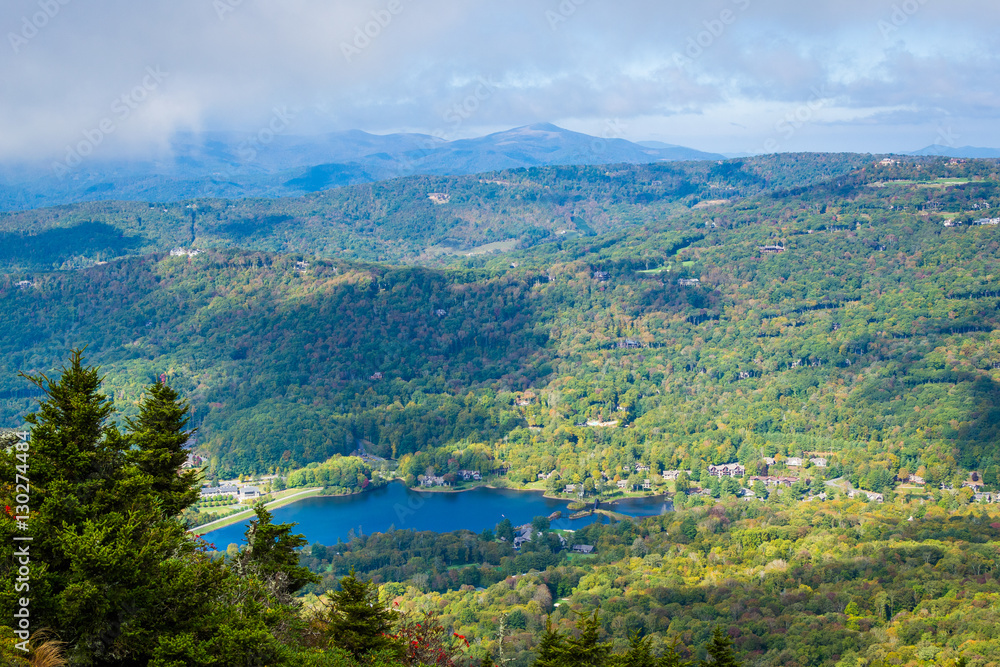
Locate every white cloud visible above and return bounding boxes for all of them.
[0,0,997,160]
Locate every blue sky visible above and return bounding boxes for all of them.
[1,0,997,160]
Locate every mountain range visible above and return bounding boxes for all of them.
[0,123,723,211]
[908,144,1000,158]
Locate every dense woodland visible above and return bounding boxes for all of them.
[2,156,1000,492]
[4,154,1000,665]
[0,153,873,272]
[299,496,1000,667]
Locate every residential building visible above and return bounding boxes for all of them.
[748,476,798,487]
[200,485,239,499]
[708,463,745,478]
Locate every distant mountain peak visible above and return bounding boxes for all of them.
[0,123,723,210]
[909,145,1000,159]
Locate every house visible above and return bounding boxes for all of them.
[427,193,451,204]
[974,492,994,503]
[370,372,384,381]
[200,485,239,499]
[976,218,1000,226]
[907,474,925,485]
[662,470,689,481]
[616,480,628,490]
[586,420,620,427]
[239,486,262,500]
[748,476,797,487]
[420,475,449,487]
[708,463,745,478]
[785,457,804,467]
[572,544,595,554]
[457,470,481,482]
[564,484,577,493]
[762,457,776,466]
[879,158,900,166]
[809,458,828,468]
[15,280,33,288]
[435,309,447,318]
[962,480,985,490]
[182,453,206,469]
[636,465,650,473]
[678,278,701,286]
[593,271,610,282]
[642,479,652,490]
[295,261,310,271]
[617,339,643,349]
[759,245,785,254]
[169,248,202,257]
[847,489,884,502]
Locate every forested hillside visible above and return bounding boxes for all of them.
[0,153,871,272]
[5,154,1000,667]
[3,155,1000,494]
[302,497,1000,667]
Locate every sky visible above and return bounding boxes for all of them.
[1,0,998,161]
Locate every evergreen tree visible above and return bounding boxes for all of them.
[125,380,200,518]
[533,617,567,667]
[231,503,319,599]
[659,638,691,667]
[700,627,739,667]
[612,633,656,667]
[497,517,515,542]
[320,569,402,658]
[0,351,278,665]
[564,611,612,667]
[680,515,698,541]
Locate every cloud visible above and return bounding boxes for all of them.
[0,0,997,161]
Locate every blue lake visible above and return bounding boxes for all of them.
[200,482,673,548]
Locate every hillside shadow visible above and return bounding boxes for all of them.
[0,221,146,270]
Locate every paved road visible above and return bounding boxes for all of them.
[189,488,321,534]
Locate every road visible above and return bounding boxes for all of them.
[189,488,322,534]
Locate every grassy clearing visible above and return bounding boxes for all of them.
[190,487,324,538]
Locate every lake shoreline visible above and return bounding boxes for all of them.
[195,480,673,543]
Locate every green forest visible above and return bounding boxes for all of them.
[3,155,1000,492]
[3,154,1000,665]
